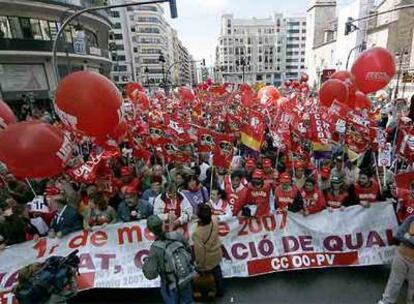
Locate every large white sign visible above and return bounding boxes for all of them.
[0,64,48,92]
[0,202,398,303]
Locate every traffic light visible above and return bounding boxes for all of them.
[169,0,177,18]
[345,17,358,35]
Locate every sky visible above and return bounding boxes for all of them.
[163,0,308,66]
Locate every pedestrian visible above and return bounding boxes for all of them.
[243,169,272,217]
[378,215,414,304]
[143,215,194,304]
[117,186,153,222]
[181,174,209,215]
[153,182,193,229]
[49,198,83,238]
[300,178,325,216]
[192,204,224,298]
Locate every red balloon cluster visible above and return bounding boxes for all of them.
[0,121,71,178]
[318,47,395,111]
[55,71,123,138]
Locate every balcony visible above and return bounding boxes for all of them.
[0,38,110,60]
[34,0,110,22]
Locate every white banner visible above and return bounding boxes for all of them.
[0,202,398,303]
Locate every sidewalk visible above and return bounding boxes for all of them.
[71,265,408,304]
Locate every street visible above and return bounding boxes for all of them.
[72,265,408,304]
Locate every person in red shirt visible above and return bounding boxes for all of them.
[274,173,302,213]
[324,175,351,211]
[262,158,275,190]
[243,169,272,217]
[396,183,414,222]
[244,158,256,182]
[224,170,248,216]
[300,178,325,216]
[354,170,381,207]
[116,166,140,196]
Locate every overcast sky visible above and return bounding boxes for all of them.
[163,0,308,66]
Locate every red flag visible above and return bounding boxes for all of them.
[197,128,215,153]
[213,132,235,169]
[241,111,265,151]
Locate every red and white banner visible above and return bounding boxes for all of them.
[0,202,398,303]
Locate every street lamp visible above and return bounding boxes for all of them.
[316,67,321,89]
[394,49,409,99]
[158,51,166,91]
[235,57,246,83]
[144,66,150,90]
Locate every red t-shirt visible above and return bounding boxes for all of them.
[354,180,380,204]
[275,185,300,210]
[397,196,414,222]
[244,184,272,217]
[325,191,349,209]
[300,189,325,214]
[224,177,248,216]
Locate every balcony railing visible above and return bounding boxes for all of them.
[0,38,110,60]
[34,0,110,22]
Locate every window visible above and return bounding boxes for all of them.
[114,33,123,40]
[111,11,120,18]
[287,22,300,26]
[134,5,158,12]
[0,16,11,38]
[287,29,300,34]
[287,44,299,49]
[48,21,58,39]
[133,47,138,53]
[114,65,127,71]
[114,22,121,29]
[85,30,98,47]
[20,18,33,39]
[131,27,136,32]
[114,76,119,82]
[64,28,72,43]
[117,55,126,61]
[116,44,124,50]
[40,20,51,40]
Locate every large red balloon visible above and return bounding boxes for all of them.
[0,121,72,178]
[0,100,16,130]
[319,79,349,108]
[55,71,122,138]
[351,47,396,94]
[353,91,371,111]
[258,86,280,108]
[330,70,357,96]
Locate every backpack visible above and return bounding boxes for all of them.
[153,238,195,291]
[14,250,80,304]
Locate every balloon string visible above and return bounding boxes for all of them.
[25,178,37,197]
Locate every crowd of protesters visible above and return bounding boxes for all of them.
[0,82,413,303]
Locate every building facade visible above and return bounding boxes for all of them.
[0,0,112,104]
[305,0,376,88]
[214,13,306,86]
[366,0,414,98]
[109,1,195,89]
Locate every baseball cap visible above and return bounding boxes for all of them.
[263,158,272,169]
[279,172,291,183]
[320,167,330,179]
[120,167,132,177]
[294,161,304,169]
[252,169,264,179]
[245,159,256,169]
[45,186,62,196]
